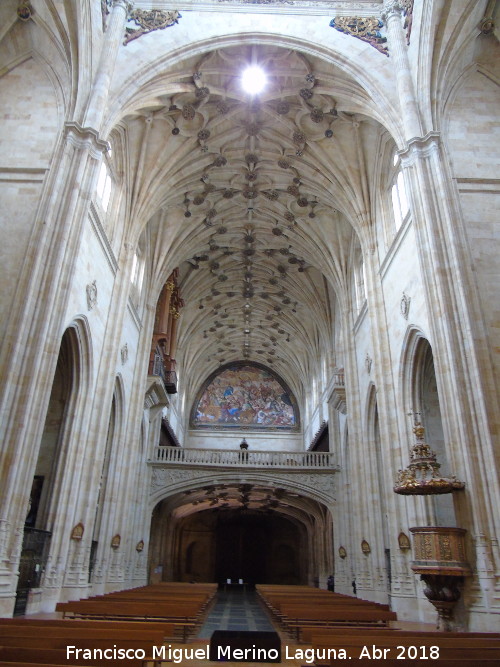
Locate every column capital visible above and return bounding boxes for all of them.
[398,131,442,166]
[64,122,110,157]
[112,0,134,13]
[381,0,403,21]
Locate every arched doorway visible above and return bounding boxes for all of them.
[149,482,331,587]
[15,327,82,614]
[214,509,303,585]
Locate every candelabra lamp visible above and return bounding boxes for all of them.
[394,419,470,630]
[394,421,464,495]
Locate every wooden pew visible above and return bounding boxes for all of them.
[267,599,392,619]
[308,634,500,664]
[0,646,147,666]
[0,636,156,650]
[56,600,201,619]
[0,619,166,666]
[352,661,500,666]
[0,618,170,635]
[0,663,103,667]
[53,582,215,641]
[55,600,202,641]
[256,583,399,641]
[282,605,397,626]
[0,626,163,643]
[280,605,397,634]
[303,626,500,643]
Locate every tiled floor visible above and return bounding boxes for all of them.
[198,589,275,637]
[187,588,305,665]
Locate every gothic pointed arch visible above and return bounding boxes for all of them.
[33,317,93,530]
[92,374,126,547]
[399,326,456,526]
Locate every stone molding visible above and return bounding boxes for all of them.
[88,203,119,275]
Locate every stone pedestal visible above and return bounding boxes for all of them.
[410,527,471,630]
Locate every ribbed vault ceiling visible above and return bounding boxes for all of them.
[115,45,390,397]
[164,483,326,527]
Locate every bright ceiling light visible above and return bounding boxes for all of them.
[241,66,267,95]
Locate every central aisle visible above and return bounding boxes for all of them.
[197,588,275,638]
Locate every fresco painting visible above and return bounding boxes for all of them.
[192,364,297,429]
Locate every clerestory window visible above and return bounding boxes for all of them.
[96,161,112,212]
[390,153,409,232]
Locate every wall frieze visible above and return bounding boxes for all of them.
[131,0,382,16]
[149,466,337,505]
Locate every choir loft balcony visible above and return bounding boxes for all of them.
[149,446,338,471]
[149,345,178,394]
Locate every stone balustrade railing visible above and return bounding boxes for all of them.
[150,446,337,469]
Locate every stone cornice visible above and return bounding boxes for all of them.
[398,131,442,166]
[64,122,110,157]
[132,0,383,16]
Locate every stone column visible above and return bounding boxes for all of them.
[0,123,109,615]
[382,0,423,140]
[361,230,419,608]
[84,0,133,130]
[400,132,500,625]
[382,0,499,625]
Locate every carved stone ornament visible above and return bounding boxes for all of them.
[330,17,389,56]
[365,352,372,375]
[101,0,111,30]
[86,280,98,311]
[71,523,84,541]
[338,545,347,559]
[151,467,206,491]
[17,1,34,21]
[400,292,411,319]
[400,0,415,45]
[480,16,495,35]
[121,343,129,365]
[111,534,121,549]
[361,539,371,554]
[398,531,411,550]
[136,539,144,552]
[124,9,181,45]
